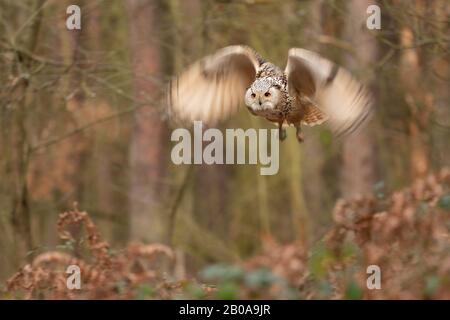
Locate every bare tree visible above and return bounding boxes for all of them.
[126,0,166,242]
[8,0,47,264]
[398,1,432,178]
[340,0,378,197]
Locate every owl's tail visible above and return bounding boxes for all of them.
[301,104,328,126]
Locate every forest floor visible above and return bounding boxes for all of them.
[2,168,450,300]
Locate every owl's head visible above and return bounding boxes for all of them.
[244,78,281,111]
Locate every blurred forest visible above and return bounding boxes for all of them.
[0,0,450,299]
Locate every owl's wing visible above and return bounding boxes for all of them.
[168,45,262,125]
[285,48,373,136]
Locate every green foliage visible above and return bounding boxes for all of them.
[438,194,450,210]
[317,280,334,298]
[56,240,76,252]
[201,264,246,283]
[373,181,386,199]
[424,275,440,298]
[199,264,295,299]
[344,280,363,300]
[244,268,279,289]
[183,282,207,300]
[308,243,335,279]
[216,282,239,300]
[136,284,155,299]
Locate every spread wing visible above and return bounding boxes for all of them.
[285,48,374,136]
[168,45,262,125]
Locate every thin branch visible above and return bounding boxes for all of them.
[30,103,155,153]
[167,165,194,246]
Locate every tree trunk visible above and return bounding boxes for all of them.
[299,0,326,240]
[126,0,165,242]
[340,0,377,198]
[398,1,431,179]
[10,0,46,264]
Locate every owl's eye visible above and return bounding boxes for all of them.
[264,92,271,97]
[251,93,256,98]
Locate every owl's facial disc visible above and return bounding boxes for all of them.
[244,79,280,112]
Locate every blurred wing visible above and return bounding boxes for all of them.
[285,48,373,136]
[168,45,262,125]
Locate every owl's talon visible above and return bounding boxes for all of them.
[296,126,304,143]
[279,128,287,141]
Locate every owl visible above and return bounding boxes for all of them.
[168,45,373,142]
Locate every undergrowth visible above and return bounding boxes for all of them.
[3,168,450,299]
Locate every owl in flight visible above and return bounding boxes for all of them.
[168,45,373,142]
